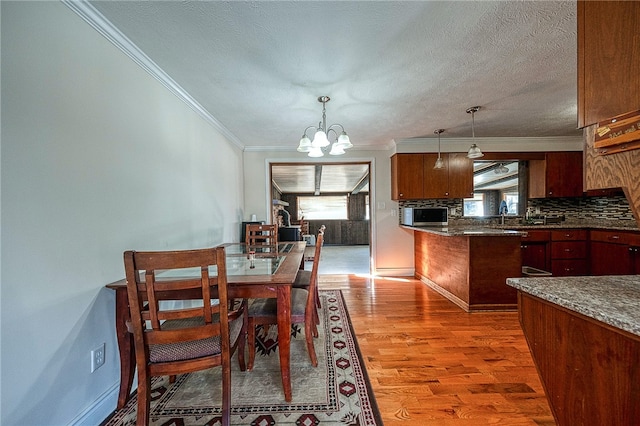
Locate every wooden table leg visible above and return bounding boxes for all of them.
[276,285,292,401]
[114,288,135,409]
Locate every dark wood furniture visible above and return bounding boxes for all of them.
[248,234,324,370]
[413,230,521,311]
[107,241,306,408]
[123,247,247,426]
[549,229,588,277]
[528,152,584,198]
[520,230,551,272]
[515,283,640,425]
[577,0,640,129]
[590,229,640,275]
[391,153,473,200]
[580,1,640,224]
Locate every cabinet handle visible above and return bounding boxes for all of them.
[610,235,620,240]
[565,234,572,238]
[445,192,449,196]
[564,248,572,252]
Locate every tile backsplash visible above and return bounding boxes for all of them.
[399,195,635,222]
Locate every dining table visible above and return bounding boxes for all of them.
[106,240,306,409]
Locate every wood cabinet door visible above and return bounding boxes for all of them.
[423,153,450,198]
[447,153,474,198]
[521,243,548,272]
[391,154,424,200]
[590,241,632,276]
[545,152,584,198]
[578,1,640,128]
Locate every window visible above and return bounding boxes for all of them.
[463,193,485,216]
[298,195,348,220]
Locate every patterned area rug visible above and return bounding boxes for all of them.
[103,290,382,425]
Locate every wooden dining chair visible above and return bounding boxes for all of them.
[123,247,247,426]
[245,223,278,248]
[247,233,324,370]
[295,228,324,314]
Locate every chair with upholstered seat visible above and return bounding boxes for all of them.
[123,247,247,426]
[245,223,278,249]
[247,233,324,369]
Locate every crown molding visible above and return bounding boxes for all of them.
[62,0,244,151]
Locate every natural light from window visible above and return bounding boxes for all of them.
[298,195,348,220]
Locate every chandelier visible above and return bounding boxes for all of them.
[466,106,484,159]
[297,96,353,157]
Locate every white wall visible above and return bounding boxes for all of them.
[1,2,244,424]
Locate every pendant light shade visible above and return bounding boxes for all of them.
[466,106,484,159]
[434,129,445,169]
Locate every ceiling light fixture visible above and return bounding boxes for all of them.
[434,129,445,169]
[466,106,484,159]
[297,96,352,158]
[494,163,509,174]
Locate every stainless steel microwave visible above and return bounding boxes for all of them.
[400,207,448,226]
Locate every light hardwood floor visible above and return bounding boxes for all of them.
[319,274,555,425]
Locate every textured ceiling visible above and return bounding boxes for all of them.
[87,1,581,153]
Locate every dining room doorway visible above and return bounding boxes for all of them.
[270,161,372,275]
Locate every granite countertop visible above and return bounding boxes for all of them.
[401,225,525,237]
[506,275,640,337]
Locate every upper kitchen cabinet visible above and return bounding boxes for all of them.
[577,1,640,128]
[528,152,584,198]
[391,153,424,200]
[391,153,473,200]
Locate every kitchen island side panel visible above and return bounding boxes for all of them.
[415,230,521,311]
[415,231,470,306]
[468,236,521,306]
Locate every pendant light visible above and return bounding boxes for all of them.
[434,129,445,169]
[466,106,484,159]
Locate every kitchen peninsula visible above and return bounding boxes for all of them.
[406,225,524,312]
[506,275,640,425]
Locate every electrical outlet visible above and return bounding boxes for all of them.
[91,343,105,373]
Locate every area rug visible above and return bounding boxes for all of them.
[103,290,382,425]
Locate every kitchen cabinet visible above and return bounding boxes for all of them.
[520,230,550,272]
[391,153,473,200]
[577,1,640,128]
[590,230,640,275]
[391,154,424,200]
[550,229,588,276]
[528,152,583,199]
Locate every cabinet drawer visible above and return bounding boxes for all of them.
[590,229,640,245]
[551,229,587,241]
[551,241,587,259]
[551,259,588,276]
[521,230,550,242]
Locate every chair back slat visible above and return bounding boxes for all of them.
[245,223,278,247]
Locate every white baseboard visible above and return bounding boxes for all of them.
[68,382,120,426]
[372,267,415,277]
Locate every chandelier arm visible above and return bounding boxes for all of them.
[302,125,318,139]
[327,123,345,134]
